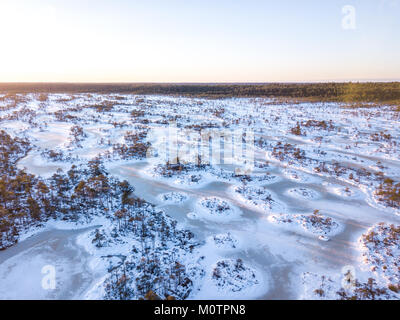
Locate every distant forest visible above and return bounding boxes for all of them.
[0,82,399,104]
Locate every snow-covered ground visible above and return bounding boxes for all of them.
[0,93,399,300]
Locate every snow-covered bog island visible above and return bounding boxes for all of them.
[0,92,399,300]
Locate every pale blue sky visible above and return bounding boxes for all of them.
[0,0,399,82]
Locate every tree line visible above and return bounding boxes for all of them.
[0,82,399,104]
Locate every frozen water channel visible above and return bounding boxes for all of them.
[0,226,99,299]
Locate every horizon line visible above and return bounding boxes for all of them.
[1,80,400,85]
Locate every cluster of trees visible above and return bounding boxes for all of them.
[307,210,335,229]
[291,120,335,136]
[54,110,78,122]
[0,134,130,249]
[337,278,397,300]
[0,93,28,109]
[41,149,67,162]
[110,130,151,160]
[370,131,394,143]
[0,128,144,249]
[271,142,306,162]
[88,101,116,113]
[376,178,400,209]
[153,156,210,178]
[70,125,87,146]
[290,122,304,136]
[211,259,258,292]
[0,105,38,126]
[102,197,199,300]
[0,130,38,248]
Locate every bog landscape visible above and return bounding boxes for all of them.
[0,83,399,300]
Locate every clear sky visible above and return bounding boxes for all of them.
[0,0,399,82]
